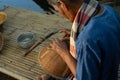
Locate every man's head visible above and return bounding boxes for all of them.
[47,0,83,22]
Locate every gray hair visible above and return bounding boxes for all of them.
[47,0,78,6]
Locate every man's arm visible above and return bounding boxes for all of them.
[50,39,77,77]
[61,51,77,77]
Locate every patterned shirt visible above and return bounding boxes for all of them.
[76,5,120,80]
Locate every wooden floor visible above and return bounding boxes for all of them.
[0,5,119,80]
[0,6,72,80]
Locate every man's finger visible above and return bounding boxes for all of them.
[59,29,70,33]
[62,37,70,41]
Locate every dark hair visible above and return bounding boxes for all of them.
[47,0,78,6]
[47,0,58,5]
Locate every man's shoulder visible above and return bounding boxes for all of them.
[76,5,120,46]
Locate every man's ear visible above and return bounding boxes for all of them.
[57,0,69,11]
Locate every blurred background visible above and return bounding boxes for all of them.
[0,0,54,14]
[0,0,119,14]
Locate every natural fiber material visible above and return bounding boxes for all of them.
[0,12,7,25]
[38,45,71,79]
[0,32,4,51]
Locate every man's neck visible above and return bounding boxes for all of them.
[70,0,83,22]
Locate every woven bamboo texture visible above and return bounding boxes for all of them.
[0,32,4,51]
[0,5,119,80]
[39,45,71,79]
[0,6,72,80]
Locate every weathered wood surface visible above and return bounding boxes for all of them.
[0,5,120,80]
[0,6,72,80]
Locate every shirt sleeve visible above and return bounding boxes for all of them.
[76,39,103,80]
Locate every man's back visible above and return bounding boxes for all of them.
[76,5,120,80]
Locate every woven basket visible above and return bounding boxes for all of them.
[0,12,7,25]
[0,32,4,51]
[0,12,7,51]
[38,40,71,79]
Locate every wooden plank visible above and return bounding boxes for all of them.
[0,59,32,80]
[0,5,119,80]
[0,55,44,79]
[0,67,29,80]
[0,6,72,80]
[0,53,44,74]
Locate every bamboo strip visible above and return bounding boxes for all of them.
[1,48,43,77]
[0,50,44,72]
[0,67,30,80]
[0,55,32,70]
[3,45,37,62]
[1,50,37,65]
[0,60,39,79]
[0,61,34,79]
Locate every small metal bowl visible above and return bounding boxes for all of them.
[17,32,36,49]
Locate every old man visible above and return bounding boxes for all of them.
[38,0,120,80]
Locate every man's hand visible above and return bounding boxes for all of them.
[50,39,69,59]
[50,39,77,77]
[59,29,71,41]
